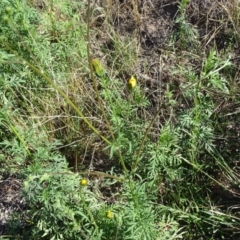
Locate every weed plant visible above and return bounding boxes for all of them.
[0,0,240,239]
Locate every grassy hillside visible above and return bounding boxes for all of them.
[1,0,240,239]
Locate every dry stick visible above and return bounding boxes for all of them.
[181,156,240,196]
[133,103,164,171]
[31,170,125,182]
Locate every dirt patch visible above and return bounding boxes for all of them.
[94,0,239,76]
[0,173,25,235]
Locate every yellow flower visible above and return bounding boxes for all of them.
[91,58,104,77]
[106,209,114,219]
[80,178,88,186]
[127,76,137,89]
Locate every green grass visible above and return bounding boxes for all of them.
[1,0,240,239]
